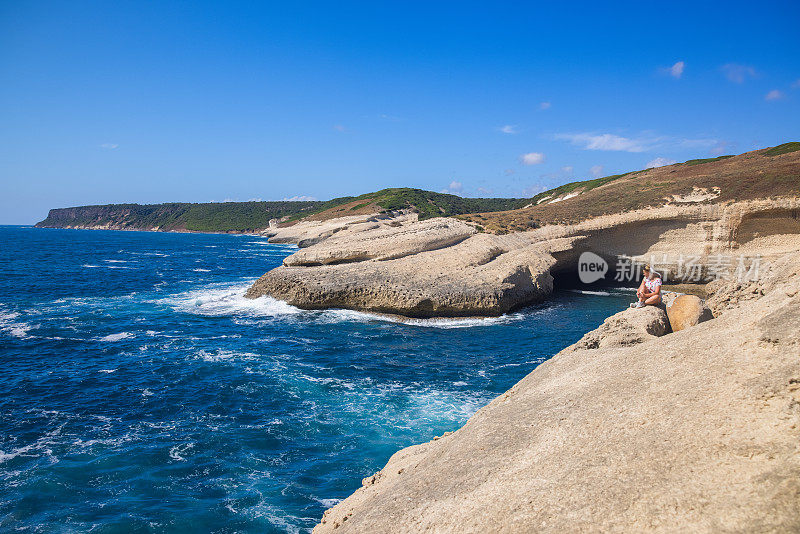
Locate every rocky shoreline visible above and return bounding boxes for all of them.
[312,251,800,532]
[239,194,800,531]
[246,198,800,318]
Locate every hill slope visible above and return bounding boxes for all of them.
[35,189,528,233]
[462,142,800,232]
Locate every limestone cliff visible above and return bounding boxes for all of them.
[247,198,800,317]
[313,252,800,533]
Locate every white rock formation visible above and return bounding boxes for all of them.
[313,252,800,533]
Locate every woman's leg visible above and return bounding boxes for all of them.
[644,294,661,306]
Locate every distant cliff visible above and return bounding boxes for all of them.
[35,190,530,233]
[35,201,323,233]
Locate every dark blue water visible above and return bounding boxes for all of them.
[0,226,630,532]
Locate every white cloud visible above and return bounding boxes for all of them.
[441,180,463,194]
[476,187,494,196]
[282,195,317,201]
[498,125,518,134]
[539,101,551,110]
[663,61,685,79]
[554,133,650,152]
[590,165,604,178]
[646,157,677,169]
[521,152,545,165]
[561,165,574,173]
[555,132,719,154]
[378,113,403,122]
[720,63,756,83]
[709,141,733,156]
[100,143,119,150]
[765,89,785,101]
[332,124,346,132]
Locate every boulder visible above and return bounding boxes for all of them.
[666,294,713,332]
[569,306,669,350]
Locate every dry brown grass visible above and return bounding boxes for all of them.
[466,147,800,233]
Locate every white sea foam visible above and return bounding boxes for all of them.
[321,308,524,328]
[84,262,131,269]
[313,497,342,508]
[0,423,66,465]
[98,369,118,374]
[192,268,211,272]
[98,332,133,342]
[0,310,33,339]
[196,349,260,362]
[158,281,531,328]
[103,259,128,263]
[168,442,195,461]
[568,289,611,296]
[158,283,302,318]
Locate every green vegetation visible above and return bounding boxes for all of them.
[369,188,528,219]
[290,188,528,221]
[37,189,531,231]
[683,155,733,166]
[764,142,800,157]
[37,201,324,233]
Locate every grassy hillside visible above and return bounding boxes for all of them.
[297,188,528,222]
[36,201,324,233]
[463,142,800,233]
[36,189,528,232]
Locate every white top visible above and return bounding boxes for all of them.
[644,277,662,293]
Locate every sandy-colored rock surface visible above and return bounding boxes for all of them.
[263,212,418,246]
[314,252,800,533]
[247,233,573,317]
[569,306,669,350]
[283,218,476,266]
[248,198,800,317]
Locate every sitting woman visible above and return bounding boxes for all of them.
[631,264,662,308]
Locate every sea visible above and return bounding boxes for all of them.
[0,225,631,533]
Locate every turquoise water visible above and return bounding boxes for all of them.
[0,226,630,532]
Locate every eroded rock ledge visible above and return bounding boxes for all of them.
[246,198,800,317]
[313,252,800,533]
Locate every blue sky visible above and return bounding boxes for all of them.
[1,1,799,223]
